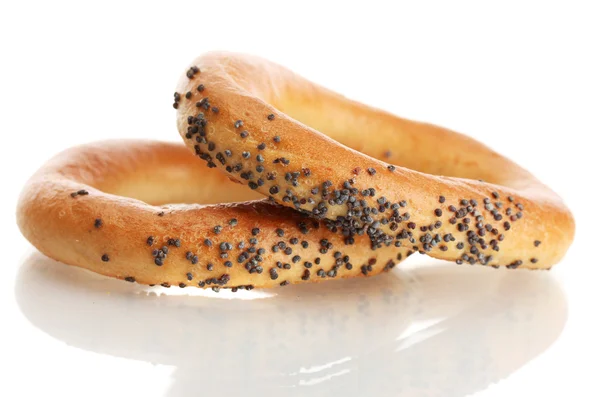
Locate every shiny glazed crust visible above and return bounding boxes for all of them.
[174,52,574,270]
[16,52,575,289]
[17,141,408,289]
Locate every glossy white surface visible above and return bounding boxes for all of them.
[14,253,568,396]
[2,1,599,396]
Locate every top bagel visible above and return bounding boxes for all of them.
[174,52,574,270]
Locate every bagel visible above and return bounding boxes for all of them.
[174,52,574,270]
[17,52,575,290]
[16,141,408,289]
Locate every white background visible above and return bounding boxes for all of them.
[1,1,599,396]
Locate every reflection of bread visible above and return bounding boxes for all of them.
[16,254,566,395]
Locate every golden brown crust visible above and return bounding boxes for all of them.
[174,52,574,270]
[17,141,407,289]
[16,52,575,290]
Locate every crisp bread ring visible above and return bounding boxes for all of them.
[16,141,407,289]
[16,53,575,290]
[174,52,574,271]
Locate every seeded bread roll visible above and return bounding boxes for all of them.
[16,53,575,290]
[174,52,575,270]
[17,141,407,289]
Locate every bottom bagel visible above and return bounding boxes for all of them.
[16,140,410,290]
